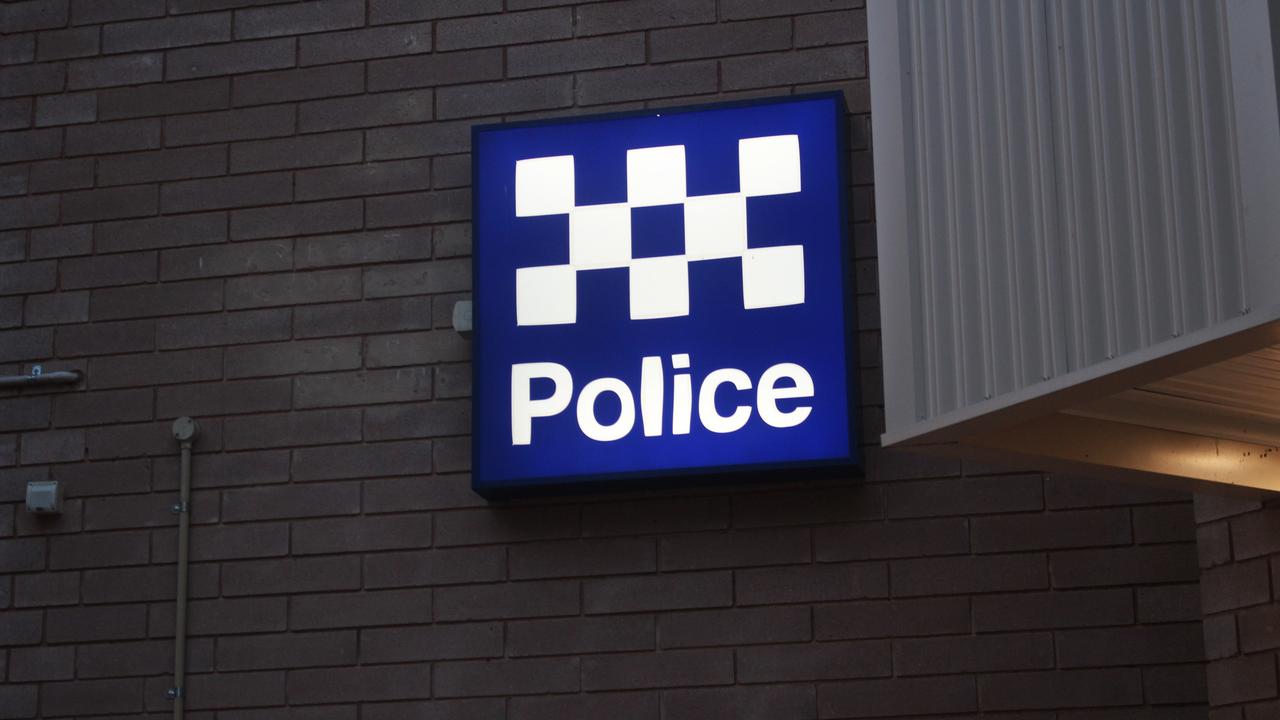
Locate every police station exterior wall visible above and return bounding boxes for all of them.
[1194,493,1280,716]
[0,1,1208,718]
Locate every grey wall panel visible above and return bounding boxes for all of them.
[1230,0,1280,313]
[876,0,1261,436]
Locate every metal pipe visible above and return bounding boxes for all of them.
[169,417,197,720]
[0,370,82,389]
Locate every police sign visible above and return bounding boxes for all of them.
[472,94,858,497]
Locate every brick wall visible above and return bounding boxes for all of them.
[1195,493,1280,719]
[0,0,1209,717]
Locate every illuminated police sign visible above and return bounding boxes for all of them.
[472,94,857,497]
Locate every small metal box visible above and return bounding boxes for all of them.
[25,480,62,514]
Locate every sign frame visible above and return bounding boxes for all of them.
[470,91,860,499]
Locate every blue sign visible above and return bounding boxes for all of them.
[471,93,857,497]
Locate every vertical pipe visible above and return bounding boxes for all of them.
[170,417,197,720]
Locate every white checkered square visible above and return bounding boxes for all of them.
[570,202,631,270]
[684,192,747,261]
[515,155,575,217]
[516,264,576,326]
[742,245,805,309]
[739,134,801,197]
[513,135,806,326]
[630,256,689,320]
[627,145,686,207]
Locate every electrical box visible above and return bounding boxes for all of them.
[25,480,62,514]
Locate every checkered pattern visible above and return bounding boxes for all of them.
[513,135,806,326]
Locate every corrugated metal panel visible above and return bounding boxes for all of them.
[890,0,1250,425]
